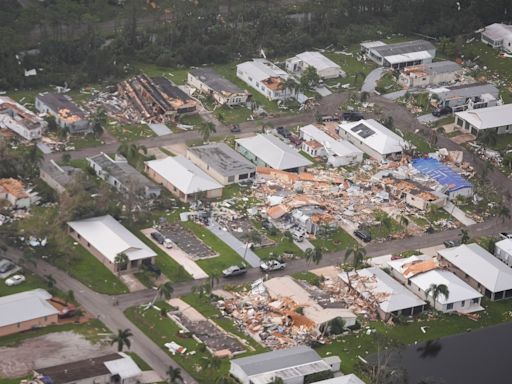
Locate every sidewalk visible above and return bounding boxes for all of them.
[444,201,477,226]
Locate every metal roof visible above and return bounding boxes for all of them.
[340,267,426,313]
[67,215,156,262]
[430,82,499,101]
[412,157,472,193]
[187,143,255,177]
[439,243,512,292]
[236,134,312,170]
[0,289,58,328]
[315,375,367,384]
[370,40,435,58]
[300,124,363,158]
[145,155,223,194]
[189,67,244,94]
[411,269,482,304]
[294,51,342,73]
[482,23,512,42]
[385,50,433,65]
[231,345,324,376]
[237,59,288,82]
[496,238,512,256]
[36,92,86,118]
[455,103,512,130]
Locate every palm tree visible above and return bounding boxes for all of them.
[343,244,367,291]
[199,122,217,143]
[114,252,129,274]
[425,283,450,311]
[110,328,133,352]
[305,247,323,265]
[459,229,470,244]
[399,215,409,229]
[167,366,183,384]
[152,281,174,306]
[498,205,511,223]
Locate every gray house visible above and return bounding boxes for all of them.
[87,153,161,198]
[35,92,91,134]
[361,40,436,69]
[429,83,499,112]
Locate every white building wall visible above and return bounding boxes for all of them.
[495,244,512,267]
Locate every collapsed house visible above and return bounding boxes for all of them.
[339,267,426,320]
[398,61,463,89]
[428,82,499,112]
[0,178,36,209]
[35,93,91,134]
[188,67,250,106]
[380,176,447,210]
[116,74,196,124]
[0,96,47,140]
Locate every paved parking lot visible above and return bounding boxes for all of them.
[160,223,215,259]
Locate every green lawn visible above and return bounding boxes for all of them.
[135,63,189,85]
[125,352,153,371]
[404,131,434,153]
[367,211,403,240]
[181,294,267,354]
[292,271,323,286]
[125,305,231,383]
[324,49,375,89]
[52,239,128,295]
[254,236,304,260]
[215,105,253,125]
[182,222,246,276]
[375,72,402,94]
[67,134,103,150]
[316,299,512,374]
[107,122,155,142]
[177,114,207,131]
[0,319,109,348]
[0,272,49,297]
[311,228,357,253]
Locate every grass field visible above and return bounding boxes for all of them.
[135,63,189,85]
[323,48,375,89]
[0,272,49,297]
[311,228,357,253]
[107,122,155,142]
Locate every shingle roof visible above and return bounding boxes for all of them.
[236,134,312,170]
[439,243,512,292]
[0,289,58,328]
[338,119,409,156]
[340,267,426,313]
[187,143,256,177]
[67,215,156,262]
[232,346,323,376]
[189,67,244,94]
[455,103,512,130]
[145,155,223,194]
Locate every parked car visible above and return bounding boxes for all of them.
[230,124,241,133]
[5,274,25,286]
[499,232,512,240]
[260,259,286,272]
[0,259,15,274]
[163,239,173,249]
[276,126,292,138]
[222,265,247,277]
[342,111,364,122]
[443,239,461,248]
[354,229,372,242]
[432,106,452,117]
[151,231,165,244]
[289,135,302,146]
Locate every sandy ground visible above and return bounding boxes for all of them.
[0,331,113,378]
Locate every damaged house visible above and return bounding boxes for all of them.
[188,67,250,106]
[0,178,35,209]
[35,93,91,134]
[380,176,447,210]
[398,61,463,89]
[0,96,47,140]
[39,160,82,195]
[429,82,499,112]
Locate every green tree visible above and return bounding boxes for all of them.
[270,377,284,384]
[110,328,133,352]
[305,247,323,265]
[114,252,129,273]
[479,237,496,254]
[425,283,450,310]
[459,229,470,244]
[343,244,366,291]
[199,122,217,143]
[167,366,183,384]
[498,205,511,223]
[299,66,320,91]
[152,281,174,305]
[45,274,56,289]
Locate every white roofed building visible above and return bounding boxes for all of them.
[0,289,59,337]
[438,243,512,301]
[340,267,426,320]
[286,51,345,79]
[361,40,436,69]
[68,215,156,274]
[455,103,512,136]
[481,23,512,53]
[337,119,410,161]
[0,96,47,140]
[236,134,312,172]
[300,124,363,167]
[495,239,512,267]
[145,155,223,202]
[236,59,295,101]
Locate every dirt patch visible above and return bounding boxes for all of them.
[0,331,113,378]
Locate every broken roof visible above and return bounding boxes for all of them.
[300,124,363,158]
[338,119,409,156]
[146,155,223,194]
[187,142,256,177]
[403,60,461,76]
[387,255,439,279]
[67,215,156,262]
[151,76,192,102]
[236,134,312,170]
[87,153,159,193]
[438,243,512,292]
[0,289,58,328]
[455,103,512,130]
[189,67,245,95]
[36,93,86,119]
[0,96,46,132]
[340,267,426,314]
[0,178,29,199]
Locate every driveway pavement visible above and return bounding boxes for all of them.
[417,113,442,124]
[383,89,406,100]
[361,67,385,93]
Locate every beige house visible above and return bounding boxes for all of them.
[68,215,156,274]
[145,155,223,202]
[0,289,59,337]
[186,143,256,185]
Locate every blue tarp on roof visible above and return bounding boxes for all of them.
[412,157,473,193]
